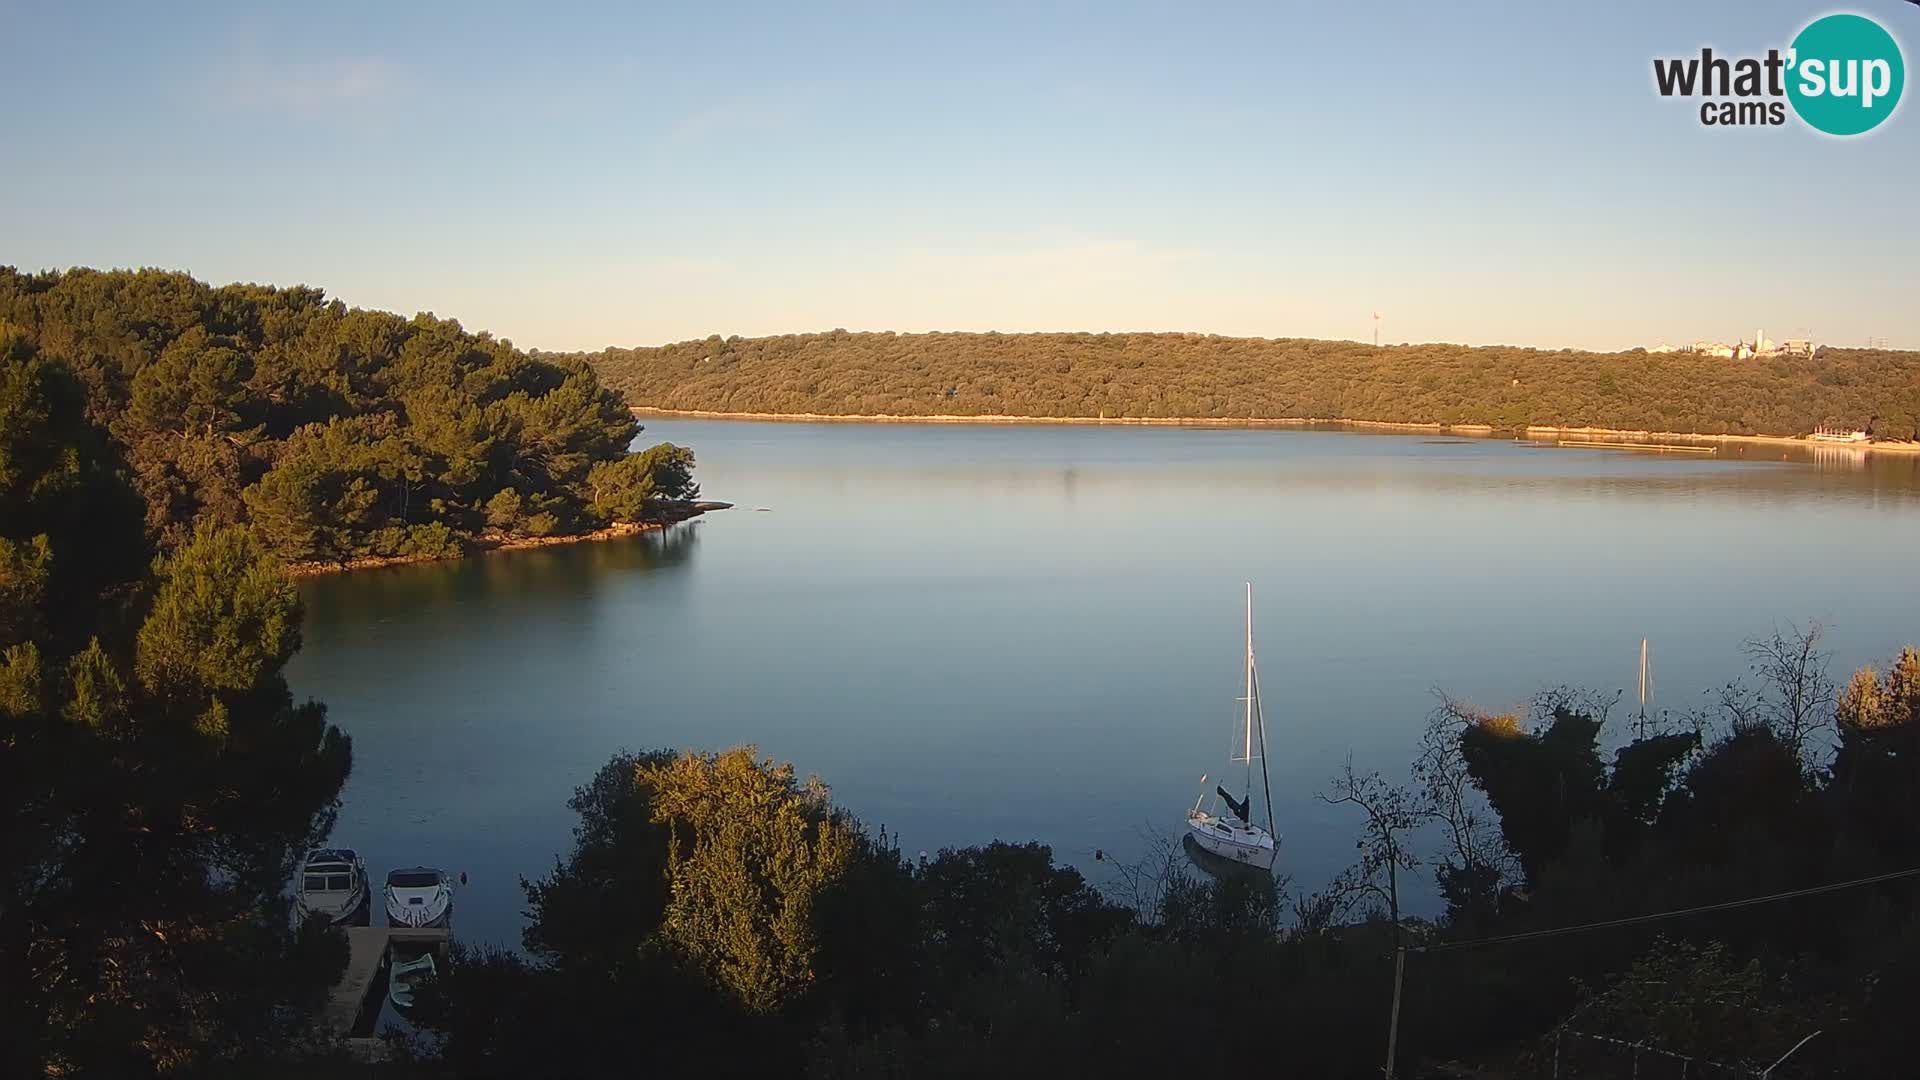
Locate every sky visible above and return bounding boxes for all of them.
[2,0,1916,352]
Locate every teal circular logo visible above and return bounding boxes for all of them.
[1787,14,1904,136]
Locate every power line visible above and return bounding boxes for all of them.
[1411,865,1920,954]
[1382,865,1920,1078]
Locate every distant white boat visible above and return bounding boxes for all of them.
[384,866,455,929]
[295,848,369,927]
[1185,585,1280,870]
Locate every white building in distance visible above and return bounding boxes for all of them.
[1668,330,1819,359]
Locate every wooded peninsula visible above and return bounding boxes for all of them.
[0,268,698,572]
[580,331,1920,442]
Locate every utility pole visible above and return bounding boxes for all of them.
[1385,946,1407,1079]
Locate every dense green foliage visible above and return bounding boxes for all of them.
[1,333,353,1075]
[413,628,1920,1079]
[584,330,1920,439]
[0,267,696,566]
[415,748,1144,1077]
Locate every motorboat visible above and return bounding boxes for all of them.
[384,866,455,929]
[294,848,370,927]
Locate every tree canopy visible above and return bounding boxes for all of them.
[0,267,698,567]
[1,338,353,1075]
[582,329,1920,440]
[415,620,1920,1078]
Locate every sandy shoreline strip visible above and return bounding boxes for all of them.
[630,407,1920,454]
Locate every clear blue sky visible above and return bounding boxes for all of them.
[3,0,1915,351]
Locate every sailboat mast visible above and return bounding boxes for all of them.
[1248,584,1278,843]
[1637,638,1651,739]
[1638,638,1649,709]
[1255,666,1276,841]
[1244,583,1255,793]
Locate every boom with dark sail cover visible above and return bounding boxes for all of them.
[1217,786,1251,824]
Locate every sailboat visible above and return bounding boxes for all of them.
[1634,637,1654,739]
[1185,584,1280,870]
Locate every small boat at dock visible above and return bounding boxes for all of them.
[296,848,370,927]
[384,866,456,929]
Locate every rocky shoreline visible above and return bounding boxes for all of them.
[284,504,732,578]
[629,407,1920,452]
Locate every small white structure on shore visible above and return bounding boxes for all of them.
[1812,425,1870,443]
[1674,330,1818,360]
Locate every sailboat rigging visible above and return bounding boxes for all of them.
[1185,584,1280,870]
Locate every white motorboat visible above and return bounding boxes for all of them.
[384,866,455,929]
[1185,585,1280,871]
[295,848,370,927]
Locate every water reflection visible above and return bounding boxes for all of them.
[302,526,699,627]
[286,422,1920,947]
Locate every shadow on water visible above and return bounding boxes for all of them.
[297,524,701,632]
[285,523,703,947]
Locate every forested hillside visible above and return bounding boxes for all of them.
[583,331,1920,440]
[0,268,694,566]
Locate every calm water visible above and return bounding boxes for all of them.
[287,422,1920,945]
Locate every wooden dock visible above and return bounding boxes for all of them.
[1554,439,1716,454]
[322,927,451,1042]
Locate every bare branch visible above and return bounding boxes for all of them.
[1415,696,1517,888]
[1737,620,1837,764]
[1317,758,1420,946]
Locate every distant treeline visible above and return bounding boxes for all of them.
[0,268,695,566]
[579,331,1920,440]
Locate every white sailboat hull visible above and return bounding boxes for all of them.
[1186,811,1278,870]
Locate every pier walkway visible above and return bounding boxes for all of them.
[321,926,451,1050]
